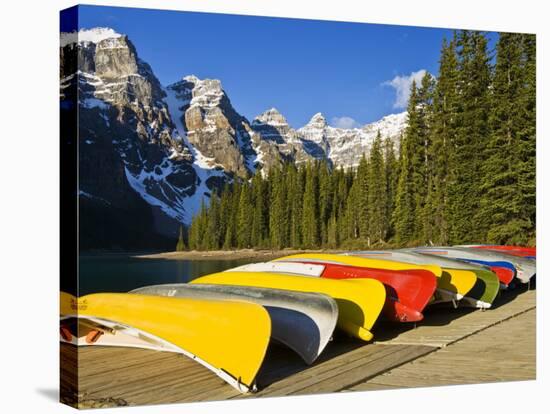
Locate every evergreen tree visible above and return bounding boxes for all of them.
[480,33,534,243]
[188,219,197,250]
[416,72,435,243]
[236,184,252,248]
[205,193,221,249]
[519,34,536,242]
[427,37,459,245]
[343,179,360,244]
[356,154,370,242]
[393,81,421,244]
[332,167,348,222]
[176,225,186,251]
[222,184,241,249]
[368,131,388,242]
[269,167,288,249]
[327,214,338,248]
[218,183,232,247]
[447,30,491,243]
[318,162,332,246]
[288,163,304,248]
[331,167,348,247]
[197,199,209,250]
[384,136,398,240]
[302,162,320,247]
[251,173,268,247]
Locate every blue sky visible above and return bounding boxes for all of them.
[72,5,497,128]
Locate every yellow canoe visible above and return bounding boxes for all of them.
[191,272,386,342]
[60,291,271,393]
[275,253,476,301]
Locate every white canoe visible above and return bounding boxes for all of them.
[130,283,339,365]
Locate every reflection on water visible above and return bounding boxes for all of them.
[78,256,258,296]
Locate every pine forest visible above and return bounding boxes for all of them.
[187,30,536,251]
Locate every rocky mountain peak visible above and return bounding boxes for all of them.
[361,112,408,138]
[61,27,199,238]
[166,74,256,178]
[308,112,328,128]
[297,112,330,159]
[184,76,224,108]
[182,74,200,83]
[253,107,289,127]
[60,27,122,47]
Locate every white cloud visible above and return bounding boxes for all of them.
[331,116,361,129]
[383,69,427,109]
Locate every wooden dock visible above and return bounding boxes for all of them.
[60,287,536,409]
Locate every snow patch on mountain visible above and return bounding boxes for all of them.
[81,97,110,109]
[163,84,227,220]
[124,166,186,222]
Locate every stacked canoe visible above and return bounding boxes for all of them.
[60,244,535,393]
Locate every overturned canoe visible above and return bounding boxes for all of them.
[343,251,479,303]
[191,272,386,342]
[273,253,442,276]
[59,291,271,393]
[227,261,327,277]
[413,247,536,284]
[130,283,338,365]
[274,253,470,303]
[464,245,536,258]
[369,250,500,308]
[231,262,435,323]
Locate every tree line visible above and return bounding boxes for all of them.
[182,30,536,251]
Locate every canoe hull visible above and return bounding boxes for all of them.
[487,266,515,286]
[460,269,500,307]
[60,291,271,393]
[467,245,536,258]
[348,251,478,300]
[274,253,443,276]
[190,272,386,342]
[130,283,338,365]
[413,247,536,284]
[231,261,434,323]
[293,261,435,322]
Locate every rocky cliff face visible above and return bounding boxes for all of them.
[61,27,407,248]
[165,75,256,178]
[297,112,407,168]
[61,28,201,247]
[250,108,317,170]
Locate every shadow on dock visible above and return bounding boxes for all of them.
[372,282,534,342]
[256,337,365,389]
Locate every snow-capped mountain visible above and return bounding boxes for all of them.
[61,27,407,247]
[250,108,317,170]
[298,112,407,168]
[250,109,407,169]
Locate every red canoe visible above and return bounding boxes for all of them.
[487,266,516,286]
[471,245,536,258]
[290,260,438,323]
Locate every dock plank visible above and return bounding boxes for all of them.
[349,307,536,391]
[372,288,535,348]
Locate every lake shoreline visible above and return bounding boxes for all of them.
[132,248,345,261]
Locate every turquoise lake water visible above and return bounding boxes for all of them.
[78,255,258,296]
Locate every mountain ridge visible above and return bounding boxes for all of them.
[61,27,407,246]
